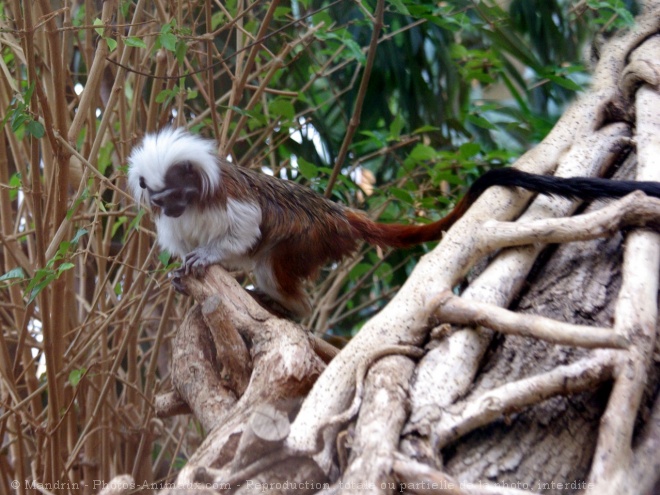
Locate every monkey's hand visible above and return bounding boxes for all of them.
[170,246,233,295]
[170,270,189,295]
[182,246,225,277]
[169,247,218,295]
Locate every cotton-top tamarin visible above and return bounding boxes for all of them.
[127,128,660,317]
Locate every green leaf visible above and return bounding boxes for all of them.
[71,228,88,244]
[10,112,28,133]
[409,143,437,161]
[360,130,387,147]
[106,37,117,52]
[26,272,56,304]
[54,239,72,260]
[22,82,35,102]
[458,142,481,159]
[466,114,497,130]
[349,262,372,282]
[127,209,145,234]
[211,11,225,30]
[68,368,86,387]
[112,216,127,238]
[93,17,104,37]
[26,120,45,138]
[159,32,177,52]
[390,188,414,205]
[412,125,441,134]
[387,0,409,15]
[57,262,75,275]
[545,73,582,92]
[119,0,131,18]
[8,172,21,201]
[226,105,258,118]
[57,261,76,275]
[67,190,90,220]
[0,267,25,282]
[98,141,114,176]
[155,88,174,104]
[341,37,365,65]
[158,250,172,267]
[125,37,147,48]
[175,40,187,64]
[296,157,318,180]
[93,18,116,51]
[274,6,291,19]
[269,98,295,121]
[316,30,366,64]
[388,114,405,140]
[160,20,173,34]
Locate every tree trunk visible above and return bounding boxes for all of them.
[440,161,635,490]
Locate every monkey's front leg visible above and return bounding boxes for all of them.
[170,247,223,294]
[170,242,252,293]
[183,246,227,277]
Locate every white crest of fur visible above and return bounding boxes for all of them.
[127,128,221,203]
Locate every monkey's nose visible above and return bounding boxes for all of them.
[151,196,165,208]
[163,205,185,218]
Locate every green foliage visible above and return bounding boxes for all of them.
[68,368,86,387]
[155,19,190,63]
[586,0,636,28]
[2,82,45,139]
[25,229,87,304]
[124,37,147,49]
[8,172,21,201]
[94,18,117,51]
[156,20,178,52]
[0,266,25,283]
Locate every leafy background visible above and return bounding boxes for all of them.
[0,0,636,489]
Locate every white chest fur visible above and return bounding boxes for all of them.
[155,198,263,262]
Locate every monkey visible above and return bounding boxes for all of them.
[127,127,660,317]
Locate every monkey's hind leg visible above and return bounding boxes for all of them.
[244,288,301,319]
[254,261,312,319]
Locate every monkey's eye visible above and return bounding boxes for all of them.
[139,177,146,189]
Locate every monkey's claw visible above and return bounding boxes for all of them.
[183,249,214,278]
[170,271,189,295]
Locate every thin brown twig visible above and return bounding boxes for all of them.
[105,0,346,81]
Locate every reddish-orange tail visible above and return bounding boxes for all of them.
[347,165,660,249]
[347,194,473,248]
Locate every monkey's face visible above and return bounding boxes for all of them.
[138,161,202,218]
[127,128,222,219]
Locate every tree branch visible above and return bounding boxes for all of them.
[324,0,385,197]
